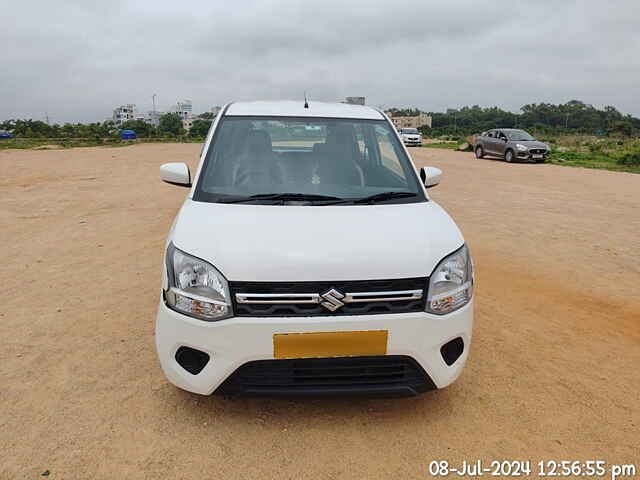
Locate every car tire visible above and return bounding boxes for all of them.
[475,146,484,159]
[505,149,515,163]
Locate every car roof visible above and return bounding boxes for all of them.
[225,100,385,120]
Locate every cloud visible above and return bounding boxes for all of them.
[2,0,639,122]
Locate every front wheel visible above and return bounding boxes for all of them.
[475,146,484,159]
[505,150,515,163]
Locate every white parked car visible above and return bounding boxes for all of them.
[398,127,422,146]
[156,100,474,396]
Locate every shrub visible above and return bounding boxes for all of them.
[588,143,603,153]
[616,151,640,166]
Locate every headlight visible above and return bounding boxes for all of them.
[164,243,232,321]
[426,245,474,315]
[516,143,527,151]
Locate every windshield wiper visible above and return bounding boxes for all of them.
[219,192,345,204]
[352,191,418,204]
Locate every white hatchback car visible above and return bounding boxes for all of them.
[156,101,474,396]
[398,128,423,146]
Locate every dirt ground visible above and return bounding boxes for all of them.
[1,143,638,479]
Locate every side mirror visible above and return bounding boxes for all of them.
[502,137,508,142]
[420,166,442,188]
[160,163,191,187]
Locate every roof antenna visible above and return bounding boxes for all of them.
[304,91,309,109]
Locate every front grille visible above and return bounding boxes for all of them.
[215,355,436,396]
[229,277,427,317]
[529,148,546,154]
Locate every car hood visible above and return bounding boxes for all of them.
[170,199,464,281]
[513,140,548,149]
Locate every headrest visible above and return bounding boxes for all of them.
[325,124,357,153]
[246,130,273,155]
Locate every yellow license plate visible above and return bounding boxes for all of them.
[273,330,388,359]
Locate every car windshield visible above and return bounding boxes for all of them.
[193,116,425,205]
[507,130,535,141]
[402,128,419,134]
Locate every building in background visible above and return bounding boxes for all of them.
[387,112,432,130]
[171,100,193,120]
[343,96,365,105]
[112,104,136,125]
[210,106,222,116]
[170,100,194,131]
[145,111,163,127]
[111,98,197,130]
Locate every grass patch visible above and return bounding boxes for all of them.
[421,142,461,150]
[549,150,640,174]
[0,137,207,150]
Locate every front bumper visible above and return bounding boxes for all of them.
[403,140,422,146]
[517,151,548,161]
[155,300,473,396]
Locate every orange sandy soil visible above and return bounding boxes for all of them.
[1,144,638,479]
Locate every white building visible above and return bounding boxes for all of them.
[145,111,163,127]
[387,112,433,129]
[113,104,136,125]
[182,118,194,131]
[171,100,193,120]
[112,99,196,129]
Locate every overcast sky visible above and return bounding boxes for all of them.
[2,0,639,123]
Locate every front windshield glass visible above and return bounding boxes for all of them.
[401,128,419,134]
[193,116,425,204]
[507,130,535,141]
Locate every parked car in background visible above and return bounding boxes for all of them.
[474,129,549,163]
[398,128,422,146]
[0,130,13,139]
[155,100,474,397]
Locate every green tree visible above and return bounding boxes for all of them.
[420,100,640,137]
[159,113,185,136]
[61,123,76,138]
[120,119,155,137]
[386,107,422,117]
[189,119,212,138]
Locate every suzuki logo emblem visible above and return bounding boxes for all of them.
[320,288,345,311]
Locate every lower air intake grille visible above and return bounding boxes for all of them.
[215,355,436,396]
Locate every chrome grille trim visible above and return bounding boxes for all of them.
[343,290,423,303]
[235,293,320,304]
[236,289,423,305]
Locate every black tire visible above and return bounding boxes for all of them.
[505,149,515,163]
[475,146,484,159]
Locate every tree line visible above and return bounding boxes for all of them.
[4,100,639,139]
[394,100,640,137]
[0,113,213,139]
